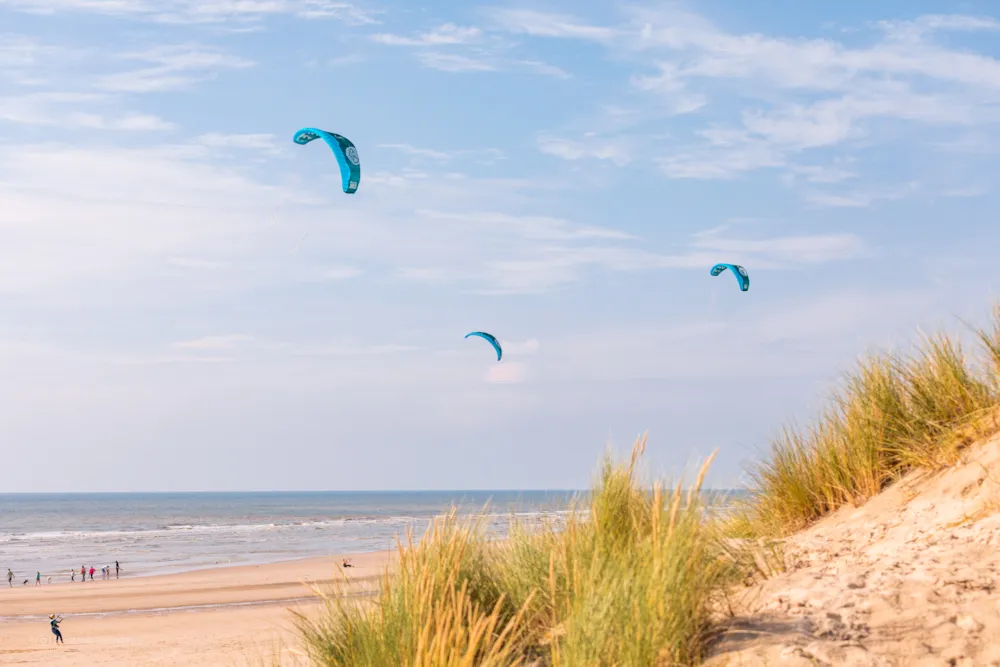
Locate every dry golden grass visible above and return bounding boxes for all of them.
[732,303,1000,538]
[291,435,734,666]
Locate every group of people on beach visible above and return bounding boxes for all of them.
[70,561,121,582]
[7,561,121,588]
[6,560,122,646]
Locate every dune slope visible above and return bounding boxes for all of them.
[707,432,1000,667]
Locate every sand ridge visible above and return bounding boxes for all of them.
[707,432,1000,667]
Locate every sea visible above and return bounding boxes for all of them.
[0,490,749,581]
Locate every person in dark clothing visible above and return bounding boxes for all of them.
[115,560,120,579]
[49,614,63,644]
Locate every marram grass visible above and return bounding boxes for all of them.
[291,435,734,666]
[731,303,1000,538]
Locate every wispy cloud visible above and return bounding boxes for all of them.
[416,209,636,242]
[115,113,176,130]
[371,23,481,47]
[875,14,1000,39]
[415,51,496,73]
[689,228,871,265]
[802,182,918,209]
[517,60,571,80]
[379,142,505,164]
[0,0,380,26]
[396,209,870,294]
[379,143,455,160]
[943,185,989,198]
[537,135,632,166]
[194,132,281,156]
[783,162,858,185]
[489,8,618,43]
[0,34,63,84]
[369,20,567,77]
[290,342,419,356]
[489,5,1000,197]
[98,44,254,93]
[0,92,176,130]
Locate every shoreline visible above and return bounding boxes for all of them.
[0,550,393,665]
[17,543,398,585]
[0,590,380,624]
[0,551,394,618]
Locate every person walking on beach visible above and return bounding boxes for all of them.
[115,560,120,579]
[70,570,75,582]
[80,566,85,583]
[7,569,12,587]
[35,571,40,587]
[49,614,64,644]
[88,566,94,581]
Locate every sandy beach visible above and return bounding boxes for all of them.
[0,550,393,666]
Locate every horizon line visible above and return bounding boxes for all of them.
[0,487,752,495]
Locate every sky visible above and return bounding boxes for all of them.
[1,0,999,493]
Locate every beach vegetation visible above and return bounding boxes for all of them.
[291,435,735,666]
[730,303,1000,538]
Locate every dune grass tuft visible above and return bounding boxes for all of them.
[292,434,734,666]
[733,304,1000,538]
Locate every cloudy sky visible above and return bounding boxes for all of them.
[1,0,999,492]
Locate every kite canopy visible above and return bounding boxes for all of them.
[465,331,502,361]
[710,263,750,292]
[293,127,361,194]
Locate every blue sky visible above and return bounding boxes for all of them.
[2,0,999,492]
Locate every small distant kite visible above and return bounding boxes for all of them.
[293,127,361,194]
[710,263,750,292]
[465,331,502,361]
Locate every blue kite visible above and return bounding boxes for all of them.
[465,331,502,361]
[710,263,750,292]
[293,127,361,194]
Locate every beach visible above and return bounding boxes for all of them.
[0,551,393,666]
[0,489,577,665]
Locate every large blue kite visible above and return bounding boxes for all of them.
[465,331,502,361]
[710,263,750,292]
[293,127,361,194]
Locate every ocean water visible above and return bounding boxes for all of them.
[0,489,749,582]
[0,491,580,581]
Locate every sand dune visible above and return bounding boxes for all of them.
[0,551,393,666]
[707,432,1000,667]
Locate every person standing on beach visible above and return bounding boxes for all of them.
[6,569,12,587]
[80,566,85,583]
[49,614,64,644]
[35,571,40,586]
[88,566,94,581]
[70,570,75,582]
[115,560,120,579]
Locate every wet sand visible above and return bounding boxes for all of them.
[0,550,393,666]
